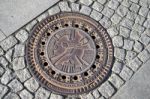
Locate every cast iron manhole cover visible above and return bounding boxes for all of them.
[26,12,114,95]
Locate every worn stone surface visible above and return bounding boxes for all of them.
[129,57,142,71]
[0,47,4,56]
[144,29,150,37]
[132,23,145,33]
[112,36,124,47]
[126,11,137,21]
[16,68,31,82]
[80,0,93,6]
[130,3,140,13]
[120,26,130,38]
[123,39,134,50]
[98,82,115,98]
[24,77,39,92]
[59,1,71,11]
[13,57,25,70]
[126,51,137,61]
[19,89,33,99]
[1,69,15,85]
[97,0,106,4]
[107,26,119,37]
[130,30,141,40]
[99,97,106,99]
[139,34,150,45]
[0,30,6,42]
[4,92,20,99]
[120,66,133,81]
[144,19,150,28]
[0,36,17,51]
[114,48,125,60]
[138,50,150,62]
[48,5,60,15]
[108,0,119,10]
[80,5,92,15]
[15,29,28,43]
[139,7,149,17]
[5,48,13,62]
[109,73,124,89]
[99,16,112,28]
[90,10,102,21]
[0,84,8,99]
[112,61,123,74]
[50,93,64,99]
[0,66,4,77]
[117,5,128,17]
[35,87,50,99]
[135,15,145,25]
[120,18,134,29]
[111,14,122,24]
[0,56,8,68]
[37,12,48,22]
[102,7,114,18]
[25,20,37,32]
[8,79,23,92]
[92,89,101,98]
[92,1,103,12]
[14,44,25,58]
[71,3,80,12]
[147,44,150,52]
[134,41,144,52]
[130,0,139,3]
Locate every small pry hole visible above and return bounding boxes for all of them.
[51,71,55,75]
[84,72,88,76]
[47,33,50,36]
[75,24,79,28]
[40,52,44,56]
[62,75,66,80]
[65,24,68,27]
[96,45,100,49]
[96,55,100,59]
[44,62,48,66]
[73,76,78,80]
[92,65,96,69]
[85,28,88,32]
[55,26,59,30]
[42,42,45,45]
[92,36,96,39]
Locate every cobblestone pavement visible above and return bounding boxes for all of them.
[0,0,150,99]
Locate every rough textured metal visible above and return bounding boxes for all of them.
[25,12,114,95]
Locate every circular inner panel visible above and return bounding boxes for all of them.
[26,12,114,95]
[46,28,96,75]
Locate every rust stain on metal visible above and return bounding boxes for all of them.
[25,12,114,95]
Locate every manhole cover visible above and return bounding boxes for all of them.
[26,12,114,95]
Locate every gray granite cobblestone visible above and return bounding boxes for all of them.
[59,1,71,11]
[120,66,133,81]
[19,89,33,99]
[8,79,23,92]
[109,73,124,89]
[15,29,28,43]
[80,5,92,15]
[48,5,60,15]
[35,87,50,99]
[92,1,103,12]
[0,36,17,51]
[98,82,115,98]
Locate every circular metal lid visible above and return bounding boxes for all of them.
[26,12,114,95]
